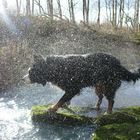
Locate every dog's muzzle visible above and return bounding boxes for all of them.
[21,74,31,84]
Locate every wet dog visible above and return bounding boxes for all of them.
[23,53,140,114]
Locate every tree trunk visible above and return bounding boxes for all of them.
[26,0,31,15]
[16,0,20,15]
[112,0,117,29]
[32,0,35,15]
[47,0,53,19]
[119,0,124,28]
[134,0,140,32]
[83,0,89,24]
[38,0,41,14]
[86,0,89,24]
[68,0,75,23]
[114,0,117,27]
[112,0,115,27]
[97,0,100,26]
[105,0,112,23]
[71,0,75,23]
[57,0,62,19]
[83,0,86,23]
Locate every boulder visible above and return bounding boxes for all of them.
[31,104,96,125]
[92,106,140,140]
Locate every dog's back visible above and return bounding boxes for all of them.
[45,53,121,88]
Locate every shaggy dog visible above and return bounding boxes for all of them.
[24,53,140,113]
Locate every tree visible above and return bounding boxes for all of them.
[134,0,140,32]
[26,0,31,15]
[34,0,46,14]
[112,0,115,27]
[112,0,117,29]
[119,0,124,28]
[68,0,75,23]
[105,0,112,22]
[83,0,90,24]
[32,0,35,15]
[38,0,41,14]
[16,0,21,15]
[47,0,53,19]
[97,0,100,26]
[57,0,62,19]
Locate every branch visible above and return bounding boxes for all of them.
[34,0,47,15]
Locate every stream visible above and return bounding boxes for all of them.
[0,80,140,140]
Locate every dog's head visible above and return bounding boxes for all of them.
[23,54,47,86]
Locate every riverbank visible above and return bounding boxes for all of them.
[1,16,140,91]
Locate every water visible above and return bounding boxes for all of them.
[1,80,140,140]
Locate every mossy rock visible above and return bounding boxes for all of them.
[92,106,140,140]
[31,104,96,125]
[92,123,140,140]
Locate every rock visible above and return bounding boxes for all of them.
[31,104,96,125]
[31,105,140,139]
[92,106,140,140]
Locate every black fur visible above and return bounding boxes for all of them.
[28,53,140,113]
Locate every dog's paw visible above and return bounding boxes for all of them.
[94,104,101,112]
[104,112,108,115]
[104,111,112,115]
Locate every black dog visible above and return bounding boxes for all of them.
[24,53,140,113]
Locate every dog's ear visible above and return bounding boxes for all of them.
[33,54,45,63]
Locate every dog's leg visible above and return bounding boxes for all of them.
[95,94,103,111]
[107,99,114,114]
[105,92,115,114]
[48,91,77,112]
[95,83,105,110]
[105,80,121,114]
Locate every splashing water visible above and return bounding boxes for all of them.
[0,80,140,140]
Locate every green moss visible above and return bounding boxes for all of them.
[92,106,140,140]
[32,105,140,138]
[92,123,140,140]
[95,111,137,126]
[31,104,96,125]
[120,106,140,120]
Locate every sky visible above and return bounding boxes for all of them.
[0,0,135,23]
[1,0,109,23]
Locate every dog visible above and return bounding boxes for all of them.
[23,53,140,114]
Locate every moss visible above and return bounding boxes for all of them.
[95,111,138,126]
[31,104,96,125]
[120,106,140,120]
[92,106,140,140]
[92,123,140,140]
[32,105,140,138]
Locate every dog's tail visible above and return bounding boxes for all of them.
[118,65,140,83]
